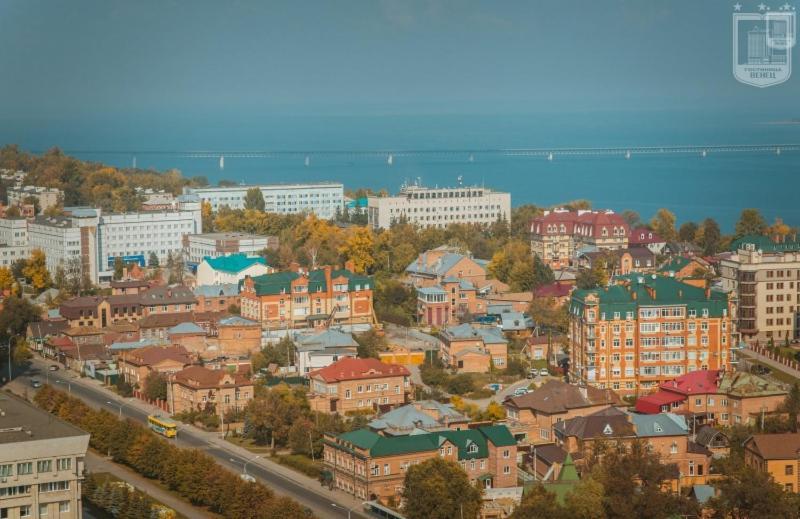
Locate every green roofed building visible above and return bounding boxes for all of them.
[323,424,518,505]
[720,235,800,343]
[240,265,375,329]
[197,253,271,286]
[569,273,734,396]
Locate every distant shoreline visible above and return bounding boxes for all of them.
[762,119,800,125]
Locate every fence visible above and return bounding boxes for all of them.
[747,343,800,373]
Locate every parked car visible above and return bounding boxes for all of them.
[48,365,59,371]
[30,378,41,388]
[513,387,529,397]
[487,383,503,392]
[539,368,550,377]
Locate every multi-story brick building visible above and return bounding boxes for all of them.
[634,370,787,427]
[168,365,253,418]
[530,209,630,268]
[139,285,197,316]
[504,380,623,444]
[0,393,89,519]
[439,324,508,373]
[307,357,411,414]
[719,234,800,343]
[240,266,374,329]
[743,433,800,493]
[118,345,193,387]
[216,315,262,355]
[323,425,517,503]
[193,283,240,313]
[404,246,490,288]
[367,184,510,230]
[569,274,735,395]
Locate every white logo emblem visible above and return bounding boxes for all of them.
[733,3,796,87]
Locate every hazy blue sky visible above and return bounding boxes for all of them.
[1,0,797,122]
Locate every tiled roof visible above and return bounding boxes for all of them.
[309,357,409,383]
[506,380,623,414]
[194,283,240,297]
[745,433,800,460]
[570,274,729,318]
[203,253,267,273]
[122,345,192,367]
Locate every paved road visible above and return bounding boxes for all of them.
[739,348,800,384]
[16,358,367,519]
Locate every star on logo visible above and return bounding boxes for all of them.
[734,2,743,10]
[779,2,793,10]
[758,2,768,10]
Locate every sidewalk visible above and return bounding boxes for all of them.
[740,347,800,383]
[85,451,215,518]
[42,359,366,513]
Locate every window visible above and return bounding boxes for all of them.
[480,460,486,469]
[19,506,31,518]
[670,442,678,454]
[786,465,795,476]
[39,504,48,517]
[503,449,510,459]
[59,502,70,513]
[37,460,52,473]
[0,464,12,477]
[384,464,390,475]
[17,462,32,475]
[345,389,351,399]
[503,466,511,474]
[39,481,70,493]
[468,443,479,453]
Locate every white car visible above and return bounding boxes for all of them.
[239,473,256,483]
[539,368,550,377]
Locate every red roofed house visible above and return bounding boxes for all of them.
[168,365,254,419]
[530,209,630,268]
[308,357,412,414]
[628,227,667,255]
[635,370,787,427]
[533,282,572,306]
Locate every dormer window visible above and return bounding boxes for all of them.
[603,424,613,435]
[654,423,663,433]
[468,443,478,453]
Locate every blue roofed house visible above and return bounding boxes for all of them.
[295,328,359,375]
[368,400,470,436]
[439,323,509,373]
[196,253,272,286]
[194,283,240,314]
[405,245,490,288]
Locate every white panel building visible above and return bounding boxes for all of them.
[183,182,344,219]
[0,217,29,268]
[28,212,98,282]
[367,184,511,230]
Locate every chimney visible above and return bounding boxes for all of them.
[323,265,333,296]
[704,287,711,300]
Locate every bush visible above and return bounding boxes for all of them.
[276,454,322,479]
[446,373,476,395]
[33,385,309,519]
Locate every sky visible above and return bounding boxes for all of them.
[1,0,797,124]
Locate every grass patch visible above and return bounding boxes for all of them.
[275,454,323,479]
[225,436,274,456]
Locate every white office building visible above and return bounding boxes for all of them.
[96,195,201,279]
[367,184,511,230]
[183,182,344,219]
[0,217,29,269]
[28,212,99,283]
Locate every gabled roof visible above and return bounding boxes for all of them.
[202,254,267,274]
[534,282,572,299]
[554,407,635,440]
[309,357,409,383]
[27,320,69,339]
[138,312,195,329]
[745,433,800,460]
[628,412,688,437]
[296,329,358,351]
[121,345,192,367]
[249,268,371,296]
[139,285,197,305]
[172,365,250,389]
[218,315,259,327]
[441,323,508,344]
[168,322,206,335]
[629,227,665,245]
[695,425,729,449]
[659,370,721,396]
[500,312,534,331]
[193,283,240,298]
[368,401,468,432]
[405,252,483,278]
[690,484,715,505]
[506,380,623,414]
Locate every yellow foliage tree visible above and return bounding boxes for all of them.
[340,226,375,273]
[0,267,14,293]
[23,249,52,291]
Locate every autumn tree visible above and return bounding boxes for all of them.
[0,266,15,294]
[620,210,641,228]
[529,296,568,333]
[244,385,309,448]
[698,217,722,255]
[709,457,800,518]
[650,208,677,242]
[510,483,564,518]
[22,248,51,291]
[354,329,387,359]
[678,221,698,242]
[735,208,768,238]
[402,458,482,519]
[488,240,531,284]
[244,188,265,211]
[201,200,215,233]
[142,372,167,401]
[113,257,124,280]
[339,226,375,273]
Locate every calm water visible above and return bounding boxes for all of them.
[4,111,799,230]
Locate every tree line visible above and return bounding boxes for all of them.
[33,385,312,519]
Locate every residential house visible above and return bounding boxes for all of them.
[168,365,254,418]
[634,370,787,427]
[694,425,730,458]
[118,345,193,387]
[628,227,667,255]
[503,380,623,444]
[578,248,657,276]
[658,256,711,285]
[498,312,535,337]
[439,324,508,372]
[743,433,800,492]
[167,322,208,354]
[110,278,150,295]
[569,274,735,395]
[196,253,271,286]
[240,265,374,329]
[62,327,104,347]
[404,246,490,289]
[533,282,572,307]
[217,315,262,356]
[479,292,533,314]
[367,400,471,436]
[26,320,69,353]
[296,329,359,375]
[139,285,197,316]
[308,357,411,414]
[59,294,143,328]
[194,283,240,313]
[138,312,195,341]
[323,425,517,504]
[524,334,567,363]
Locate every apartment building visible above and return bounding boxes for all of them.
[183,232,278,264]
[554,407,712,488]
[504,380,623,444]
[28,212,99,283]
[307,357,411,414]
[530,209,630,268]
[0,217,28,269]
[96,196,201,280]
[196,254,271,286]
[367,184,511,230]
[58,295,141,327]
[323,425,517,503]
[743,433,800,492]
[168,365,253,418]
[183,182,344,219]
[7,185,63,213]
[0,393,89,519]
[569,274,735,395]
[139,285,197,316]
[240,265,374,329]
[439,324,508,372]
[634,369,787,427]
[719,234,800,343]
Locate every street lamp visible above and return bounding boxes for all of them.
[330,502,363,519]
[55,379,71,394]
[106,400,125,418]
[229,455,260,477]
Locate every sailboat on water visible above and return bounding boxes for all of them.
[547,152,554,161]
[625,150,631,160]
[387,154,394,166]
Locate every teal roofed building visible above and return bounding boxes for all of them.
[323,424,518,503]
[568,273,734,396]
[197,253,272,286]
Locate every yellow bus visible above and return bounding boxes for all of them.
[147,415,178,438]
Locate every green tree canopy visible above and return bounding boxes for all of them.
[650,208,677,242]
[402,457,482,519]
[698,218,722,255]
[244,188,266,211]
[735,208,768,238]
